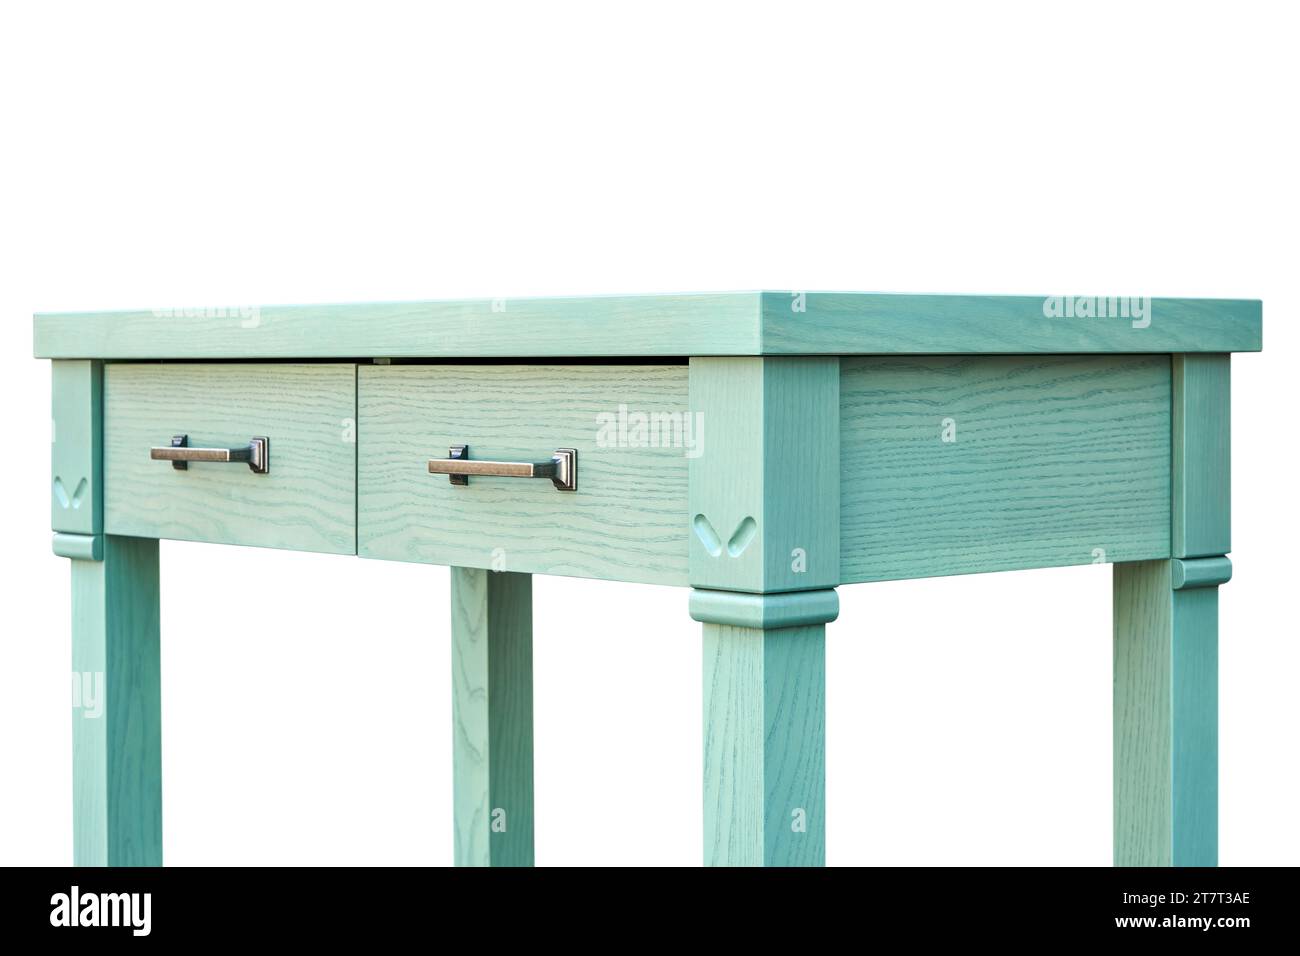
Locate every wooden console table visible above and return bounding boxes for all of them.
[35,292,1261,866]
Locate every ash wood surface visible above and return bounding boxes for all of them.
[71,536,161,866]
[1113,347,1229,868]
[451,568,534,867]
[35,294,761,358]
[703,621,826,866]
[1113,560,1219,866]
[104,363,357,554]
[1173,354,1231,558]
[33,291,1261,358]
[761,292,1260,355]
[840,354,1172,582]
[688,357,839,593]
[51,360,103,536]
[359,364,690,585]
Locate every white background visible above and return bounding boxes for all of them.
[1,1,1295,866]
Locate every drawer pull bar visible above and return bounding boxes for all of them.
[150,434,270,474]
[429,444,577,492]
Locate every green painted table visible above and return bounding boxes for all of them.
[36,292,1261,866]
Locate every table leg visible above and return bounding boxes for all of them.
[66,534,162,866]
[1113,352,1233,866]
[450,567,534,866]
[696,588,835,867]
[1114,557,1227,866]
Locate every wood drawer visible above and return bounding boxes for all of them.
[358,364,690,585]
[104,363,357,553]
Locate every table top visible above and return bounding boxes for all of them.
[34,292,1261,359]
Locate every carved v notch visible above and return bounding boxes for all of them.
[53,476,88,510]
[693,514,757,558]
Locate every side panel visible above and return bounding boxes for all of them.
[841,355,1171,582]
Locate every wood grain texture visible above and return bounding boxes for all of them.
[451,568,534,867]
[703,621,825,866]
[1173,354,1231,558]
[1113,560,1172,866]
[1114,560,1218,866]
[841,355,1172,583]
[35,294,761,358]
[52,360,103,535]
[1171,585,1218,865]
[71,535,161,866]
[104,363,357,554]
[688,357,839,592]
[761,292,1261,354]
[34,292,1260,358]
[359,364,689,585]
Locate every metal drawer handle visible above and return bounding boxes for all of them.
[428,444,577,492]
[150,434,270,474]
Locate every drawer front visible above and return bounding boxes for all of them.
[105,363,357,553]
[359,364,690,585]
